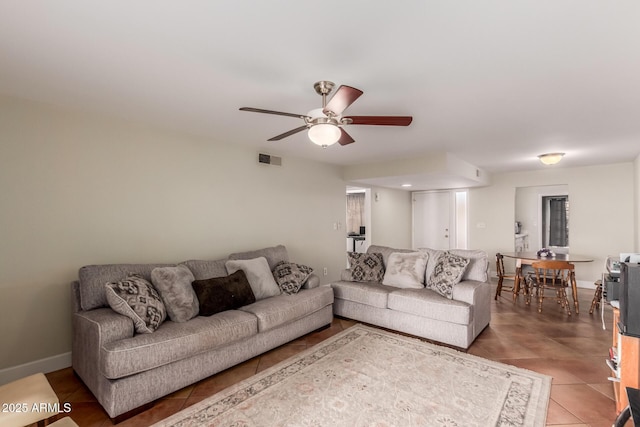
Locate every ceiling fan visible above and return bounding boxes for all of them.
[239,81,412,148]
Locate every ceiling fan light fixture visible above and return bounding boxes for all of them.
[308,123,341,148]
[538,152,565,165]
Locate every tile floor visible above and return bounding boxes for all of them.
[39,286,621,426]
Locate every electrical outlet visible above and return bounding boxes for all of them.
[323,267,328,276]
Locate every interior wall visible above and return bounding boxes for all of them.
[0,95,348,370]
[633,155,640,252]
[369,187,412,248]
[469,163,636,283]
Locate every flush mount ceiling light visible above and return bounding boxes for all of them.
[538,152,565,165]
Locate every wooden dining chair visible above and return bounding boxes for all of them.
[525,260,575,315]
[495,253,519,300]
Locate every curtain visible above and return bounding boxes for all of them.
[346,193,365,234]
[548,198,568,246]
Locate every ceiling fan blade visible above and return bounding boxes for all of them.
[323,85,363,116]
[337,128,355,146]
[239,107,308,119]
[267,125,309,141]
[344,116,413,126]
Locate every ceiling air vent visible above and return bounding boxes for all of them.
[258,153,282,166]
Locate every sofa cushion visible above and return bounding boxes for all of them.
[272,261,314,295]
[181,259,228,280]
[192,270,256,316]
[151,265,199,323]
[239,286,333,332]
[228,245,289,270]
[346,252,385,282]
[100,310,258,379]
[387,288,472,325]
[382,252,428,289]
[330,281,395,309]
[426,252,470,299]
[79,263,175,311]
[225,257,281,300]
[104,274,167,334]
[449,249,488,282]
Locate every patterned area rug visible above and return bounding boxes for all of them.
[153,325,550,427]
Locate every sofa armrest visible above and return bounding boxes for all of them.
[302,274,320,289]
[74,308,135,347]
[70,281,82,314]
[72,308,135,391]
[452,280,492,336]
[452,280,489,305]
[340,269,353,281]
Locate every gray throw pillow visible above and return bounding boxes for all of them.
[225,257,281,300]
[347,252,385,282]
[272,261,314,295]
[426,252,470,299]
[151,265,199,323]
[105,274,167,334]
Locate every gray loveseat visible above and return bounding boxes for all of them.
[330,245,491,349]
[71,245,333,419]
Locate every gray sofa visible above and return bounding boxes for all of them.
[330,245,491,349]
[71,245,333,419]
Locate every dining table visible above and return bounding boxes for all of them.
[500,251,594,313]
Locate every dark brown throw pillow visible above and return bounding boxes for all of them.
[192,270,256,316]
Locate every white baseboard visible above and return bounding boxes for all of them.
[0,352,72,386]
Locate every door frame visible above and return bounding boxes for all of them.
[411,189,468,250]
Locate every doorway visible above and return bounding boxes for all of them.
[515,185,569,254]
[346,187,371,253]
[412,190,468,250]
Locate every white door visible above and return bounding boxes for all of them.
[412,191,451,250]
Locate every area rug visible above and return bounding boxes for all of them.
[152,325,550,427]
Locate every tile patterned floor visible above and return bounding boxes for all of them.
[39,286,621,426]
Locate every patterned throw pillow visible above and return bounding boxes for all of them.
[426,252,470,299]
[105,274,167,333]
[272,261,314,295]
[347,252,385,282]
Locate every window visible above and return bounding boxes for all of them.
[542,195,569,248]
[346,192,365,234]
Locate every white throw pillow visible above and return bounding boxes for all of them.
[225,257,281,300]
[382,252,429,289]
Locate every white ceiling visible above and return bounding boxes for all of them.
[1,1,639,189]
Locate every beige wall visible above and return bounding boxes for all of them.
[369,187,412,248]
[469,163,637,283]
[0,95,352,370]
[635,154,640,251]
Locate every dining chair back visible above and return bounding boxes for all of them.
[495,253,519,300]
[526,260,575,315]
